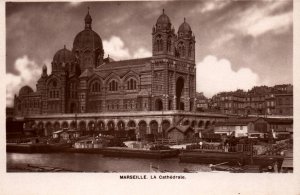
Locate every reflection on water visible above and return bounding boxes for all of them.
[7,153,211,172]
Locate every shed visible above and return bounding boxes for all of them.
[167,125,195,141]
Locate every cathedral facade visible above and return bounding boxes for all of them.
[12,9,227,137]
[14,9,196,116]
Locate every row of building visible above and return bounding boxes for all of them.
[196,84,293,116]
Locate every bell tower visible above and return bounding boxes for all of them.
[175,18,195,62]
[152,9,176,56]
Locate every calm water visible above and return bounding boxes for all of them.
[7,152,211,172]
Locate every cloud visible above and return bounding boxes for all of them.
[6,56,51,107]
[132,48,151,58]
[191,1,229,14]
[103,36,151,60]
[246,12,292,36]
[196,55,259,97]
[231,1,292,37]
[210,33,235,49]
[103,36,131,60]
[68,2,83,7]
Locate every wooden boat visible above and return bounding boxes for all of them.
[179,150,248,165]
[6,143,71,153]
[210,163,260,173]
[102,147,179,159]
[63,147,104,154]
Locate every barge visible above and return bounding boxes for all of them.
[179,150,248,165]
[102,147,179,159]
[6,143,71,153]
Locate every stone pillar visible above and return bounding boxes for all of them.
[173,96,177,110]
[146,124,151,134]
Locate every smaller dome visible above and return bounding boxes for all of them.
[42,64,47,71]
[19,86,34,96]
[156,9,171,30]
[53,46,75,64]
[178,18,192,37]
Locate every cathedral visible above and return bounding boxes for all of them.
[11,8,226,137]
[14,9,196,116]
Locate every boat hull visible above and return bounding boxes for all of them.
[102,147,179,159]
[6,143,71,153]
[179,151,248,165]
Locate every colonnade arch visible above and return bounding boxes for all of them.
[117,121,125,131]
[62,121,69,129]
[161,120,171,138]
[138,120,147,139]
[107,120,115,131]
[149,120,159,136]
[26,117,224,138]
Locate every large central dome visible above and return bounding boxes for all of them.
[73,9,103,51]
[72,8,104,70]
[73,29,103,51]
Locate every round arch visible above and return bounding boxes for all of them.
[161,120,171,138]
[88,121,95,131]
[70,121,76,130]
[138,120,147,140]
[53,121,60,131]
[79,121,87,131]
[176,77,185,110]
[155,98,163,111]
[198,120,204,128]
[62,121,69,129]
[127,120,136,129]
[149,120,159,136]
[97,121,105,131]
[183,120,190,126]
[205,121,211,129]
[69,102,77,113]
[107,120,115,131]
[117,121,125,131]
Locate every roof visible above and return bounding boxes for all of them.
[53,130,64,134]
[215,117,260,126]
[265,118,293,124]
[97,57,151,70]
[79,69,94,78]
[178,20,191,33]
[167,125,194,133]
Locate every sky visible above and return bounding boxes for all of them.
[5,0,293,106]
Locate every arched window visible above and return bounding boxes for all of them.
[178,42,185,57]
[167,36,172,52]
[109,80,118,91]
[156,35,163,52]
[90,81,101,92]
[127,78,137,90]
[188,42,193,57]
[48,79,60,99]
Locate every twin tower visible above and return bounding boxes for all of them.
[152,9,195,62]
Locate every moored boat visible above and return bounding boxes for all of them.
[102,147,179,159]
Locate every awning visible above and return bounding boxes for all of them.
[53,130,64,134]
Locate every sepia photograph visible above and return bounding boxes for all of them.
[5,0,294,176]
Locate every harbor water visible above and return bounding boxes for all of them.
[7,152,211,172]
